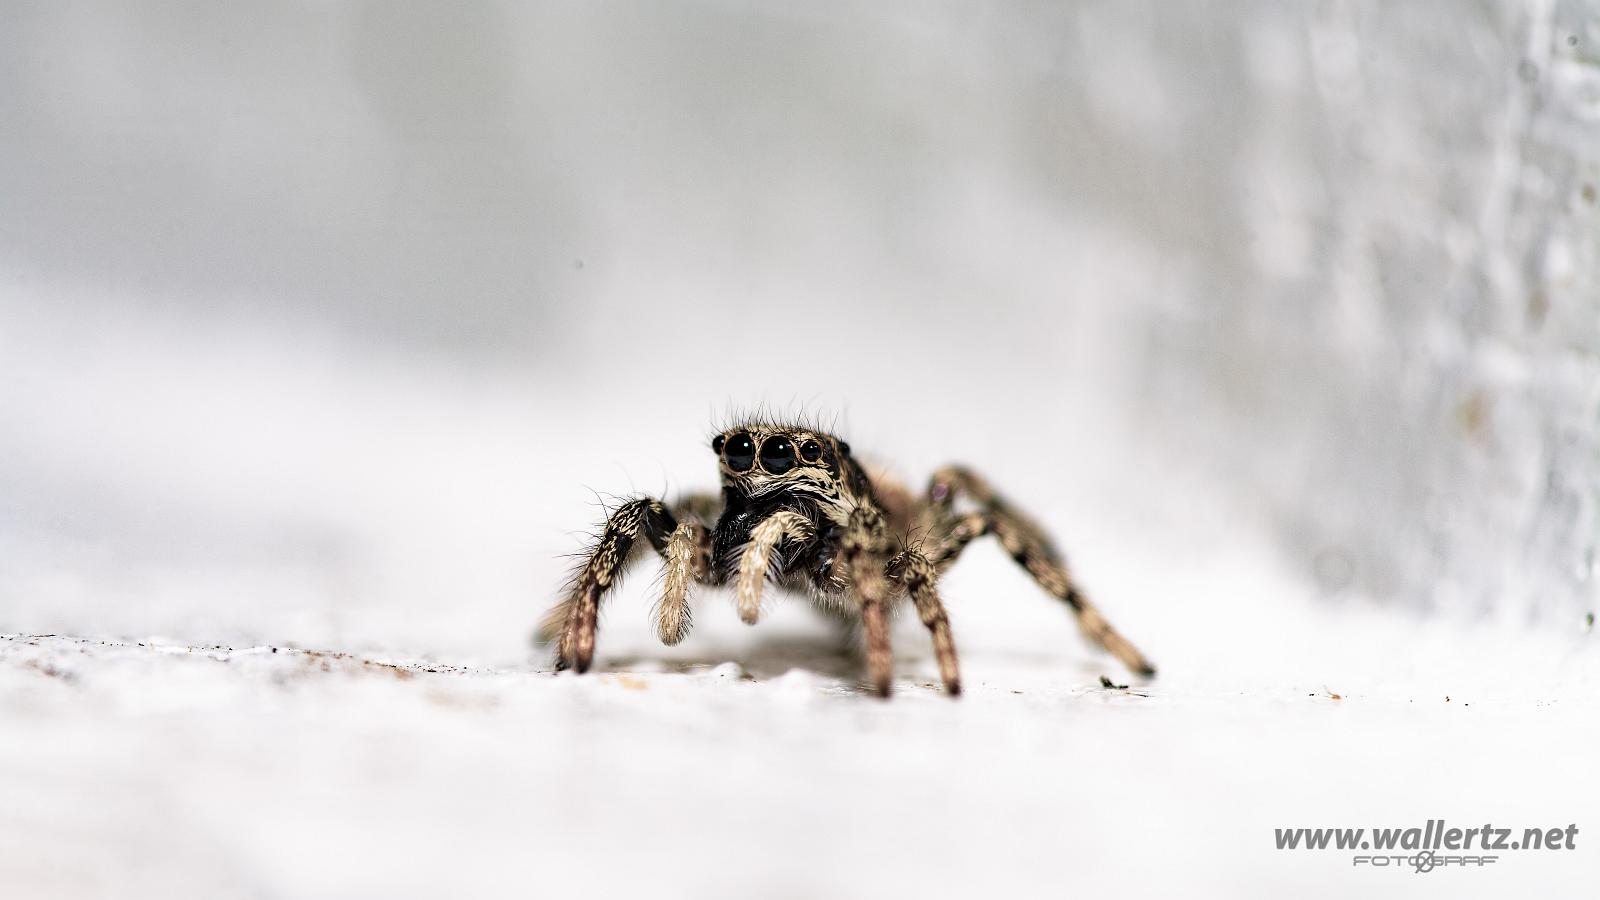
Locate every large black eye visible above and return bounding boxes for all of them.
[711,434,725,454]
[759,435,796,474]
[799,440,822,462]
[723,433,755,471]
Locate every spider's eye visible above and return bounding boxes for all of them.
[723,433,755,471]
[759,435,796,474]
[711,434,725,454]
[799,440,823,462]
[838,441,851,456]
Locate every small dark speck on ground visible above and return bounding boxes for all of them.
[1100,676,1129,690]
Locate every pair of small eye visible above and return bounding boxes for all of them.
[713,432,824,473]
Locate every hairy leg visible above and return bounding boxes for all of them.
[837,505,895,697]
[734,510,814,625]
[549,497,676,673]
[929,466,1053,550]
[986,516,1155,676]
[925,466,1156,677]
[542,494,718,673]
[889,547,961,695]
[657,520,712,645]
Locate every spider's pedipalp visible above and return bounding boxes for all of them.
[734,510,813,625]
[657,520,711,645]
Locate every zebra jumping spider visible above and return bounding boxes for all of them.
[541,419,1155,697]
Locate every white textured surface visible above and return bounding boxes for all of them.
[2,531,1597,899]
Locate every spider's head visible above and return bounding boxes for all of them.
[710,424,860,503]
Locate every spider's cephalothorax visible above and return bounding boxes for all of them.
[540,420,1155,698]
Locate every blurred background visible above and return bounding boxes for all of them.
[3,1,1596,653]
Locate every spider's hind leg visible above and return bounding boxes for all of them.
[926,466,1155,678]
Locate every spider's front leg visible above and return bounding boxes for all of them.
[543,496,713,673]
[927,466,1156,677]
[836,505,896,697]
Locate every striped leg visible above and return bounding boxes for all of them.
[542,495,716,673]
[838,506,896,697]
[927,511,990,571]
[926,467,1156,678]
[889,547,961,695]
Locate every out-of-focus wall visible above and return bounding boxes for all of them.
[1,2,1596,647]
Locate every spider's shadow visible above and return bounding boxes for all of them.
[597,631,864,682]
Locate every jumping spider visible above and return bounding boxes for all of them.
[540,420,1155,697]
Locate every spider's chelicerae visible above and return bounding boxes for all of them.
[540,419,1155,697]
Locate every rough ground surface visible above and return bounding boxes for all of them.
[3,541,1595,900]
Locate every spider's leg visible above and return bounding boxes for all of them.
[541,493,722,661]
[927,511,990,570]
[837,505,896,697]
[543,496,679,673]
[733,510,813,625]
[987,515,1155,677]
[925,466,1156,678]
[656,519,712,645]
[929,466,1054,551]
[888,547,961,696]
